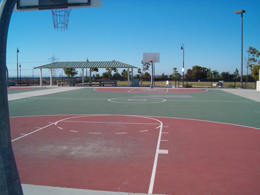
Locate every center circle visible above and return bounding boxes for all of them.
[108,97,166,103]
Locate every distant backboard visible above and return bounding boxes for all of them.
[143,53,160,63]
[13,0,102,12]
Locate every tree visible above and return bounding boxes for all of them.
[211,70,220,79]
[141,60,151,71]
[246,47,260,80]
[185,65,209,80]
[251,65,260,80]
[102,72,109,79]
[233,68,239,80]
[246,46,260,68]
[143,72,151,78]
[106,67,117,79]
[220,71,231,80]
[121,69,128,79]
[137,68,142,82]
[161,73,165,79]
[170,67,181,79]
[91,68,99,77]
[63,68,78,77]
[112,72,121,79]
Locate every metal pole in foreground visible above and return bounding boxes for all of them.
[0,0,24,194]
[235,10,246,89]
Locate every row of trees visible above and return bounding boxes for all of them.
[63,46,259,81]
[141,46,259,81]
[63,67,132,79]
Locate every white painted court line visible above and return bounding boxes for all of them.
[115,132,127,135]
[70,130,78,133]
[58,127,63,129]
[127,88,136,93]
[127,99,147,102]
[12,123,55,142]
[89,132,101,135]
[162,132,169,134]
[140,130,148,132]
[158,150,169,154]
[148,119,163,194]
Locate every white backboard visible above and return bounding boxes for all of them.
[143,53,160,63]
[13,0,102,12]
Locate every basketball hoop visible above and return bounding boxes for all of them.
[51,9,72,30]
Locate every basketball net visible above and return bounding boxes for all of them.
[51,9,72,30]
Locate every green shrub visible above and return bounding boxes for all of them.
[183,83,192,88]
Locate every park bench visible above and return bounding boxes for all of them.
[99,80,117,86]
[57,80,74,86]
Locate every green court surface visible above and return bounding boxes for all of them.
[8,88,260,129]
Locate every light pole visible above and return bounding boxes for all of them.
[180,44,184,87]
[19,63,21,86]
[235,10,245,88]
[17,48,19,85]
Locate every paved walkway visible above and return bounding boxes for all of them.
[8,87,82,101]
[221,88,260,102]
[22,184,160,195]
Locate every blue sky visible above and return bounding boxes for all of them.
[4,0,260,77]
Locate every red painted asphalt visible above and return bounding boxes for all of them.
[10,115,260,195]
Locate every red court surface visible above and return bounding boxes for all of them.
[94,87,206,93]
[10,115,260,195]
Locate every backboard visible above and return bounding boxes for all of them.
[143,53,160,63]
[13,0,102,12]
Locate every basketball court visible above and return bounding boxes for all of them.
[7,86,260,195]
[1,1,260,194]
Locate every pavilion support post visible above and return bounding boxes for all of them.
[131,67,133,86]
[89,68,92,86]
[127,68,130,86]
[40,68,42,87]
[82,68,84,86]
[49,68,52,86]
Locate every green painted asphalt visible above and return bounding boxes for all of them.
[8,88,260,129]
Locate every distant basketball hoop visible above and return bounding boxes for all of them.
[51,9,72,30]
[143,53,160,89]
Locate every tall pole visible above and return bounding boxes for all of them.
[240,13,243,88]
[181,44,184,87]
[235,10,245,89]
[16,48,19,85]
[150,61,153,88]
[19,64,21,86]
[0,0,24,194]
